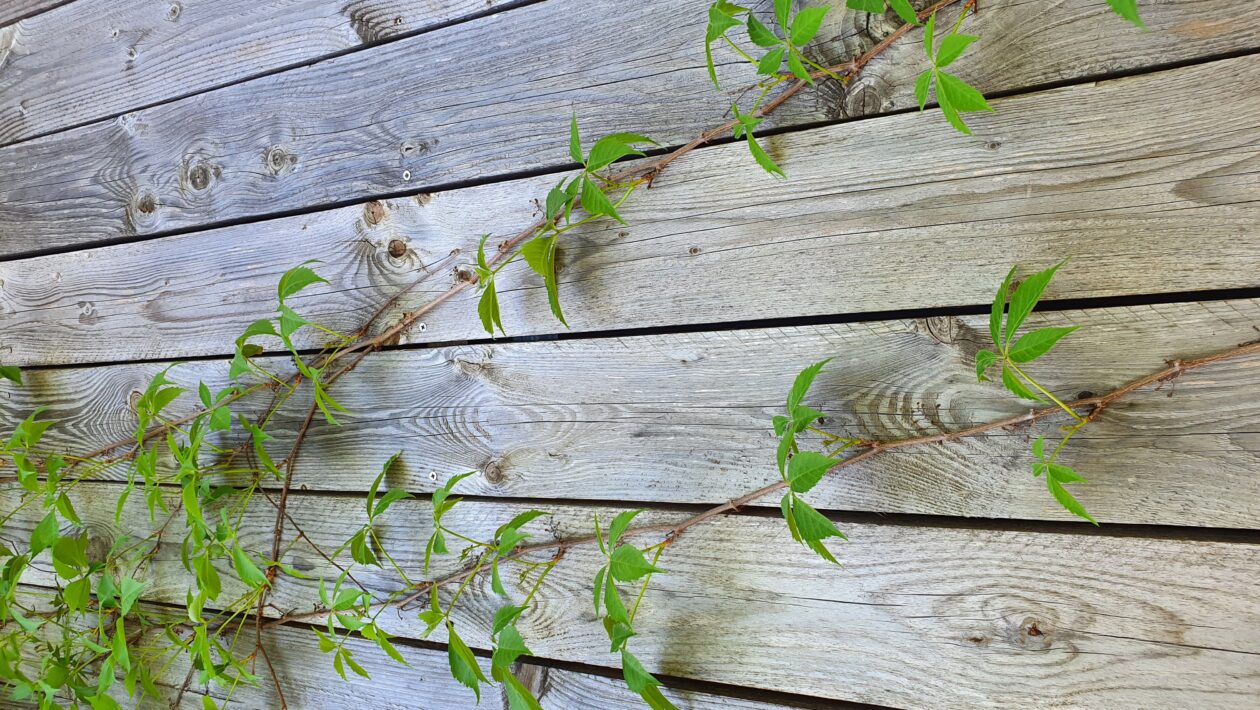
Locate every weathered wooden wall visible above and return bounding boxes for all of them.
[2,0,1258,708]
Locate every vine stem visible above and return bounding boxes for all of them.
[267,339,1260,627]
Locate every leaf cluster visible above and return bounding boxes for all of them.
[914,10,992,134]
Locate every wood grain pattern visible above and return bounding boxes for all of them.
[0,0,65,28]
[5,489,1258,708]
[3,56,1259,366]
[0,0,524,146]
[1,0,1257,253]
[4,300,1259,528]
[3,591,793,710]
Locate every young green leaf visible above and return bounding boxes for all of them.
[990,265,1017,346]
[1005,259,1068,345]
[747,134,785,177]
[490,624,532,669]
[746,14,779,47]
[30,512,58,556]
[1007,326,1079,363]
[276,261,328,304]
[446,625,489,701]
[569,112,583,164]
[787,358,830,412]
[846,0,884,14]
[773,0,791,30]
[621,650,678,710]
[1000,365,1042,402]
[1045,464,1098,525]
[705,4,745,88]
[914,70,931,110]
[935,34,978,67]
[888,0,918,24]
[0,365,20,385]
[923,11,936,59]
[581,175,624,224]
[789,5,828,46]
[787,451,837,493]
[609,544,662,582]
[520,234,567,326]
[232,546,269,588]
[478,281,504,337]
[757,47,786,76]
[975,349,997,382]
[606,509,644,549]
[1107,0,1145,29]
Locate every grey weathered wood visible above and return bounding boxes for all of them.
[2,0,1257,253]
[4,300,1259,528]
[0,0,524,146]
[5,590,790,710]
[6,489,1259,708]
[0,0,64,27]
[3,56,1259,366]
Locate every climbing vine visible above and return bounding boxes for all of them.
[0,2,1196,710]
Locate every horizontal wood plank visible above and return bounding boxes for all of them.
[0,0,517,145]
[0,0,64,27]
[4,300,1259,528]
[1,0,1257,252]
[5,489,1258,708]
[2,56,1259,367]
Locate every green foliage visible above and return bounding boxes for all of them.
[977,260,1097,524]
[474,115,654,337]
[1107,0,1145,29]
[0,365,20,385]
[915,10,993,134]
[847,0,918,24]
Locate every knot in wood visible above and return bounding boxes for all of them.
[387,239,408,258]
[188,163,212,191]
[265,145,297,176]
[482,458,508,485]
[166,2,182,21]
[364,200,386,226]
[1012,616,1054,651]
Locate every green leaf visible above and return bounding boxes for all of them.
[888,0,918,24]
[586,134,653,172]
[622,650,673,708]
[786,50,811,84]
[747,15,779,47]
[0,366,22,385]
[447,625,489,701]
[935,71,992,113]
[51,534,87,578]
[757,47,785,75]
[373,489,412,520]
[1046,472,1098,525]
[569,112,582,164]
[478,280,504,337]
[975,349,997,382]
[776,429,795,475]
[747,134,785,178]
[773,0,791,30]
[498,666,545,710]
[493,604,527,636]
[914,70,931,110]
[790,499,846,543]
[603,573,630,625]
[923,11,937,57]
[118,577,146,616]
[1107,0,1145,29]
[1032,435,1046,461]
[935,34,978,67]
[545,181,572,221]
[593,565,607,614]
[495,510,550,541]
[990,265,1017,346]
[847,0,884,13]
[1000,365,1042,402]
[232,546,269,588]
[276,261,328,304]
[787,358,830,412]
[609,544,661,582]
[276,304,309,340]
[366,452,401,518]
[111,618,130,673]
[1008,326,1078,363]
[705,5,744,88]
[780,494,802,542]
[787,451,837,493]
[520,234,567,326]
[31,512,58,556]
[1005,259,1068,346]
[491,624,532,669]
[581,175,624,224]
[606,509,644,549]
[63,577,90,614]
